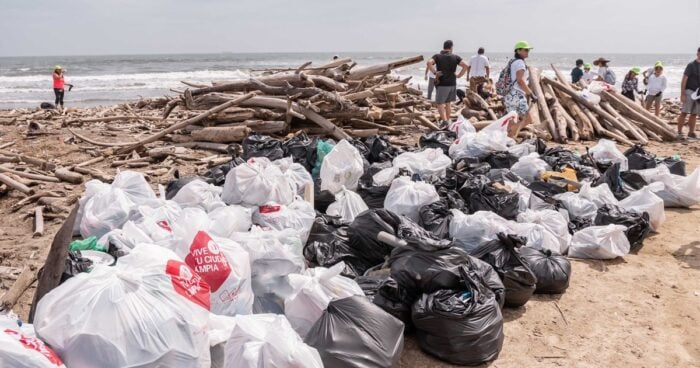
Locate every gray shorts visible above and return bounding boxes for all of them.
[645,93,662,105]
[682,89,700,115]
[435,86,457,104]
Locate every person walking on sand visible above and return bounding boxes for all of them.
[677,46,700,140]
[424,65,436,100]
[593,57,616,85]
[645,62,667,117]
[427,40,468,127]
[503,41,537,138]
[571,59,584,83]
[467,47,490,92]
[582,63,596,83]
[52,65,67,109]
[621,67,643,101]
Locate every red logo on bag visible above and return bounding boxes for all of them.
[185,231,231,293]
[165,260,211,310]
[157,220,172,232]
[3,329,64,366]
[258,205,281,213]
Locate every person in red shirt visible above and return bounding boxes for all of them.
[52,65,67,109]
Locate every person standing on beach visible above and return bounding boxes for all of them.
[620,67,642,101]
[427,40,468,126]
[642,61,661,86]
[677,47,700,140]
[645,62,667,117]
[424,65,436,100]
[571,59,584,83]
[52,66,67,110]
[582,63,595,83]
[504,41,536,138]
[593,57,616,85]
[467,47,490,92]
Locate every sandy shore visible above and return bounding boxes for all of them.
[0,107,698,367]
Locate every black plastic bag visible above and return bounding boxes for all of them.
[527,180,567,196]
[204,158,241,186]
[593,162,630,200]
[568,215,592,234]
[412,266,504,366]
[242,133,284,161]
[282,133,317,171]
[459,176,520,220]
[365,135,398,163]
[525,137,548,154]
[164,176,203,200]
[620,171,648,190]
[519,247,571,294]
[356,275,413,330]
[541,146,580,170]
[484,151,519,169]
[304,215,369,278]
[418,199,452,239]
[304,296,405,368]
[313,178,336,213]
[594,204,651,252]
[469,233,537,308]
[349,138,371,160]
[357,182,389,209]
[60,250,93,284]
[624,145,657,170]
[487,168,522,183]
[419,131,456,155]
[659,157,686,176]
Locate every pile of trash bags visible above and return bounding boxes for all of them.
[16,125,699,367]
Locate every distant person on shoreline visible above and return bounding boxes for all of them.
[677,47,700,140]
[582,63,595,83]
[427,40,468,127]
[645,62,667,117]
[499,41,536,138]
[52,65,69,110]
[593,57,616,85]
[571,59,584,83]
[424,65,436,100]
[467,47,490,92]
[621,67,642,101]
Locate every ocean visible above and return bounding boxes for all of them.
[0,52,693,109]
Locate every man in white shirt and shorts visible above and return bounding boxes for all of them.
[467,47,491,92]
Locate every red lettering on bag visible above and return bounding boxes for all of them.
[258,205,281,213]
[157,220,172,232]
[3,329,64,366]
[165,260,211,310]
[185,231,231,293]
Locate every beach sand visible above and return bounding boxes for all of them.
[0,108,698,367]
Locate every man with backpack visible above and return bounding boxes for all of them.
[677,46,700,140]
[427,40,468,127]
[593,57,616,85]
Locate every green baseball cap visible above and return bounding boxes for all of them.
[654,61,663,68]
[630,67,641,74]
[584,63,591,69]
[514,41,532,50]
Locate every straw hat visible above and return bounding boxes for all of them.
[592,57,610,66]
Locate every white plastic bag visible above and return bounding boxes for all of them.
[449,210,512,252]
[505,180,532,213]
[284,262,364,338]
[252,198,316,243]
[634,166,700,208]
[569,224,630,259]
[578,182,619,208]
[578,89,601,104]
[373,166,400,186]
[0,318,65,368]
[73,179,111,235]
[517,209,572,254]
[224,314,323,368]
[274,157,313,196]
[326,187,369,223]
[172,179,225,212]
[384,176,439,222]
[511,153,551,182]
[508,222,562,254]
[320,139,364,194]
[619,182,666,231]
[168,208,255,316]
[508,141,537,158]
[80,186,134,238]
[34,250,211,368]
[554,191,599,220]
[112,170,157,205]
[392,148,452,179]
[449,113,476,138]
[449,112,517,159]
[222,157,295,206]
[589,139,628,171]
[207,205,253,238]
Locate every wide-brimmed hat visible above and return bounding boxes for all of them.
[592,57,610,66]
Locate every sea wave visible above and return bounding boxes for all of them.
[0,69,251,84]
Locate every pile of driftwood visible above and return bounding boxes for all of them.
[522,65,676,144]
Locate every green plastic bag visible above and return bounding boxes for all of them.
[312,140,335,178]
[69,236,108,252]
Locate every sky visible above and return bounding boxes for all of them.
[0,0,698,57]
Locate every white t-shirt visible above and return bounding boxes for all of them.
[510,59,529,94]
[597,66,608,79]
[582,71,596,83]
[468,54,490,78]
[647,74,667,96]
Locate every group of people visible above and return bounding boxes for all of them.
[426,40,700,141]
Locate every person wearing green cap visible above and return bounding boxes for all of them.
[642,61,663,86]
[503,41,536,138]
[645,62,667,117]
[582,63,595,83]
[620,67,642,101]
